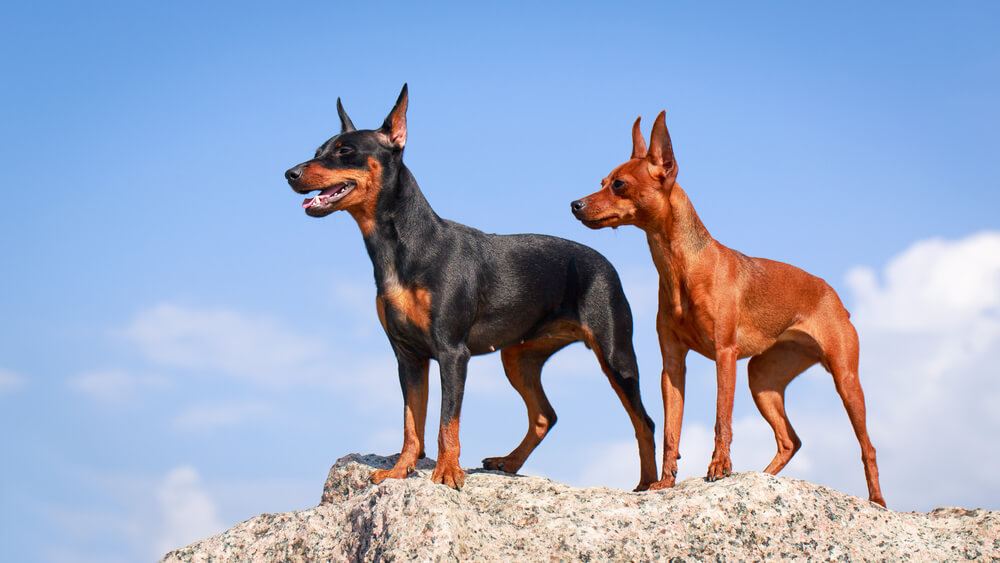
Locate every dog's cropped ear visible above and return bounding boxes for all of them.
[337,98,356,133]
[379,83,408,149]
[631,116,647,159]
[646,111,678,181]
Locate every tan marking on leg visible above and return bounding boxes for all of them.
[431,417,464,489]
[370,359,431,484]
[482,341,562,473]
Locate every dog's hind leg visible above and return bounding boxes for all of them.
[482,339,569,474]
[748,340,816,475]
[584,321,657,491]
[823,325,886,507]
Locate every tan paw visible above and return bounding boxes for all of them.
[706,456,732,482]
[369,463,415,485]
[481,456,522,474]
[431,460,466,490]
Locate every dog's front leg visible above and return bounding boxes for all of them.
[650,343,687,490]
[431,345,470,490]
[649,290,689,491]
[707,343,737,482]
[370,355,430,484]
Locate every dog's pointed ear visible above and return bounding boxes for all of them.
[647,111,677,180]
[337,98,356,133]
[379,83,408,149]
[631,116,647,159]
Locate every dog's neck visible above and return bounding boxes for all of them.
[361,164,443,292]
[645,183,714,297]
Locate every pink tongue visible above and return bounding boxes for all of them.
[301,184,345,209]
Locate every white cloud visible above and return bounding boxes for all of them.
[68,369,169,405]
[155,466,224,556]
[575,439,642,490]
[0,367,26,393]
[572,424,725,491]
[171,401,275,431]
[573,417,815,492]
[38,466,313,563]
[840,232,1000,510]
[122,304,330,386]
[846,231,1000,332]
[750,231,1000,510]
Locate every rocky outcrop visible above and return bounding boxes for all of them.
[163,453,999,561]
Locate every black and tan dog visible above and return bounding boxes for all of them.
[284,85,657,490]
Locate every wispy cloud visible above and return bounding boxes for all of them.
[574,439,642,490]
[37,465,309,563]
[70,302,402,425]
[171,401,275,431]
[573,417,814,492]
[155,465,224,556]
[846,231,1000,332]
[0,367,26,394]
[121,304,330,386]
[843,231,1000,510]
[67,369,169,406]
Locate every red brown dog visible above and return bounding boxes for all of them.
[571,112,885,506]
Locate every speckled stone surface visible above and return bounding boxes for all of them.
[162,453,1000,562]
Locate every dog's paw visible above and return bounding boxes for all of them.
[431,460,466,490]
[481,456,522,474]
[705,455,732,482]
[369,464,415,485]
[648,475,676,490]
[633,479,655,492]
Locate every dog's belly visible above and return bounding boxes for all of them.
[466,307,587,356]
[735,329,782,359]
[466,315,549,355]
[466,331,514,355]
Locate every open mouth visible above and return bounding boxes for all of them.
[302,181,356,210]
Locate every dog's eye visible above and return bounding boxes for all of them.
[336,145,354,156]
[612,179,627,191]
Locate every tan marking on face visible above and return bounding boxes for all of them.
[299,157,383,236]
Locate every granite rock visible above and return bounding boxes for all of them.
[162,453,1000,562]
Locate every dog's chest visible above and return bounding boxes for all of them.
[375,280,434,351]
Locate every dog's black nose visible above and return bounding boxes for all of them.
[285,165,303,182]
[570,199,587,213]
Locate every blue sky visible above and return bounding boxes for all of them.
[2,2,999,560]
